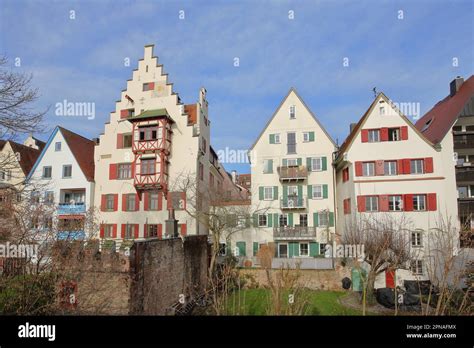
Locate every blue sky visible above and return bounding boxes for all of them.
[0,0,473,173]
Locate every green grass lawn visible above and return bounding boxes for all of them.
[224,288,366,315]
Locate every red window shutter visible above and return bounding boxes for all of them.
[143,224,148,238]
[361,129,369,143]
[401,126,408,140]
[158,224,163,239]
[380,128,389,141]
[122,194,127,211]
[347,199,351,214]
[131,161,135,178]
[379,195,389,212]
[180,224,187,237]
[397,159,404,175]
[427,193,437,211]
[148,82,155,90]
[121,224,126,238]
[403,159,411,174]
[100,224,105,238]
[355,162,363,177]
[144,192,149,211]
[375,160,384,176]
[116,134,123,149]
[357,196,366,212]
[181,192,186,210]
[120,109,129,119]
[100,195,106,211]
[112,224,117,238]
[135,193,140,211]
[158,192,163,211]
[113,194,119,211]
[424,157,434,173]
[109,163,117,180]
[134,224,139,239]
[404,194,414,211]
[343,199,347,214]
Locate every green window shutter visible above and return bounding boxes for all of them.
[273,186,278,200]
[253,213,258,227]
[313,212,319,227]
[236,241,246,257]
[297,185,303,198]
[282,159,288,166]
[323,184,328,199]
[269,134,275,144]
[306,157,312,171]
[253,242,259,256]
[297,158,302,166]
[329,212,334,227]
[307,185,313,199]
[322,157,328,171]
[268,213,273,227]
[273,213,279,227]
[309,132,315,142]
[288,213,294,227]
[259,186,264,200]
[283,186,288,206]
[309,242,319,256]
[292,242,300,257]
[288,243,294,258]
[268,159,273,173]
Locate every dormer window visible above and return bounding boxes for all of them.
[422,118,433,132]
[289,105,296,119]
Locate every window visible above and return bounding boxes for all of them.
[279,214,288,226]
[104,225,114,238]
[470,185,474,197]
[42,166,52,179]
[289,105,296,119]
[452,125,462,132]
[139,126,158,141]
[389,195,403,211]
[55,142,61,151]
[312,185,323,199]
[384,161,397,176]
[320,243,327,255]
[149,192,159,210]
[311,157,322,171]
[413,195,426,211]
[287,132,296,154]
[342,168,349,182]
[62,165,72,178]
[124,224,134,239]
[388,128,400,141]
[303,132,310,142]
[105,194,115,210]
[286,158,298,167]
[141,159,155,175]
[274,134,281,144]
[362,162,375,176]
[199,162,204,181]
[31,191,40,204]
[263,159,273,174]
[118,163,132,179]
[299,214,308,227]
[410,159,424,174]
[365,196,378,212]
[218,243,226,256]
[278,244,288,258]
[258,214,267,227]
[412,231,422,247]
[125,194,136,211]
[44,191,54,204]
[43,216,53,229]
[368,129,380,143]
[299,243,309,257]
[318,212,329,227]
[142,82,154,91]
[379,106,385,115]
[123,134,133,148]
[287,185,298,197]
[147,224,158,238]
[458,186,468,198]
[411,260,423,275]
[263,187,274,200]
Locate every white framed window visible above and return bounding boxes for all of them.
[410,159,424,174]
[389,195,403,211]
[62,165,72,178]
[299,243,309,257]
[274,133,281,144]
[368,129,380,142]
[320,243,327,255]
[279,214,288,226]
[287,185,298,197]
[379,106,385,115]
[285,158,298,167]
[218,243,226,256]
[303,132,310,142]
[362,162,375,176]
[263,186,274,200]
[311,157,322,171]
[411,260,423,275]
[365,196,378,212]
[55,142,61,151]
[278,243,288,258]
[104,225,114,239]
[258,214,267,227]
[42,166,52,179]
[413,195,426,211]
[411,231,423,247]
[299,214,308,227]
[289,105,296,119]
[388,128,400,141]
[124,224,134,239]
[44,191,54,204]
[105,194,115,210]
[287,132,296,154]
[384,161,397,176]
[263,159,273,174]
[318,212,329,227]
[312,185,323,199]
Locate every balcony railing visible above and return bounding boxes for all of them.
[277,165,307,181]
[57,203,86,215]
[456,169,474,182]
[280,196,306,209]
[273,226,317,240]
[57,230,85,241]
[453,134,474,149]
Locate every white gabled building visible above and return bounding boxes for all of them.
[245,88,337,266]
[27,126,95,240]
[335,92,459,286]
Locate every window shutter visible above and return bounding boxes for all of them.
[283,186,288,206]
[131,161,135,178]
[113,194,118,211]
[259,187,264,200]
[307,185,313,199]
[121,224,126,239]
[424,157,434,173]
[380,128,389,141]
[288,213,293,227]
[306,157,312,171]
[297,158,302,166]
[282,159,288,166]
[297,185,303,199]
[291,242,299,257]
[252,214,258,227]
[427,193,437,211]
[329,212,334,227]
[357,196,366,212]
[109,163,117,180]
[322,157,327,171]
[361,129,369,143]
[120,109,129,119]
[253,242,259,256]
[401,126,408,140]
[313,212,319,227]
[122,194,127,212]
[375,160,384,175]
[99,225,104,238]
[268,159,274,173]
[323,184,328,198]
[112,224,117,238]
[355,161,363,176]
[273,213,279,227]
[180,224,187,236]
[134,224,139,239]
[100,195,106,211]
[288,243,295,258]
[148,82,155,90]
[273,186,278,200]
[403,159,411,174]
[158,192,163,211]
[158,224,163,239]
[117,134,123,149]
[309,242,318,256]
[309,131,315,142]
[267,214,273,227]
[404,194,414,211]
[269,134,275,144]
[144,192,149,211]
[379,195,389,212]
[135,193,140,211]
[397,159,404,175]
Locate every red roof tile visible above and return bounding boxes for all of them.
[7,141,42,176]
[58,127,95,182]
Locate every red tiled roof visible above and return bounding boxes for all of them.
[8,141,42,176]
[415,76,474,144]
[184,104,197,125]
[59,127,95,182]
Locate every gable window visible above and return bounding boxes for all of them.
[362,162,375,176]
[263,187,274,200]
[289,105,296,119]
[384,161,397,175]
[312,185,323,199]
[258,214,267,227]
[411,231,423,247]
[299,243,309,257]
[410,260,423,275]
[118,163,132,179]
[389,195,403,211]
[413,195,426,211]
[388,128,400,141]
[303,132,310,142]
[379,106,385,115]
[62,165,72,178]
[123,134,133,148]
[141,159,155,175]
[365,196,378,212]
[287,132,296,154]
[42,166,52,179]
[142,82,154,91]
[299,214,308,227]
[368,129,380,143]
[105,194,115,211]
[410,159,424,174]
[274,134,281,144]
[55,142,61,151]
[311,157,322,171]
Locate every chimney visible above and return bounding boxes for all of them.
[450,76,464,97]
[350,123,357,133]
[231,170,237,184]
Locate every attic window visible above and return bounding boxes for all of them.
[289,105,296,119]
[421,118,433,132]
